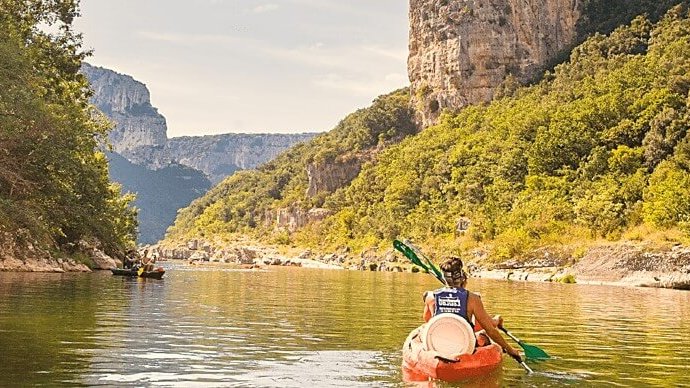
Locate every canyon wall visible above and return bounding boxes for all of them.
[408,0,581,127]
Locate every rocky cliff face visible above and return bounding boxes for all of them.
[408,0,581,127]
[275,207,333,232]
[82,63,168,150]
[165,133,315,184]
[82,64,317,242]
[82,64,316,183]
[115,133,313,184]
[306,156,364,197]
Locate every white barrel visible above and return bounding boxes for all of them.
[421,313,476,359]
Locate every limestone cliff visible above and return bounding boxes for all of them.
[408,0,685,127]
[275,207,333,232]
[305,155,365,197]
[272,155,366,232]
[82,63,167,150]
[408,0,581,127]
[82,64,317,183]
[82,64,317,243]
[165,133,315,184]
[115,133,313,184]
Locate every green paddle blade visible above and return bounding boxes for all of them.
[404,239,446,285]
[501,326,550,360]
[393,239,429,272]
[424,257,445,284]
[395,239,446,285]
[520,341,550,360]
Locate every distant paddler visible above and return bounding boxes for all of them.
[123,248,139,269]
[140,249,155,273]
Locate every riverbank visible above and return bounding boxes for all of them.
[0,232,119,272]
[472,242,690,290]
[0,256,91,272]
[0,254,118,273]
[153,237,690,290]
[4,234,689,290]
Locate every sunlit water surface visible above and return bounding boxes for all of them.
[1,263,689,387]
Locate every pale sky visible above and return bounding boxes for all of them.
[73,0,410,137]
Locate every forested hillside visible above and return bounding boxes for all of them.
[0,0,136,261]
[577,0,686,37]
[312,7,690,258]
[165,89,416,242]
[166,6,690,260]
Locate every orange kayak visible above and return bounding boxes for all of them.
[402,325,503,382]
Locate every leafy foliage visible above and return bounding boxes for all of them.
[169,6,690,259]
[578,0,686,37]
[0,0,137,256]
[165,89,416,240]
[313,6,690,255]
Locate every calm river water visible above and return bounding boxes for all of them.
[1,263,689,387]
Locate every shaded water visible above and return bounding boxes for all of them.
[1,264,689,387]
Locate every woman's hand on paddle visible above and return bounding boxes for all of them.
[505,346,522,362]
[493,314,504,328]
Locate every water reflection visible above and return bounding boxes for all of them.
[0,272,121,386]
[1,265,690,386]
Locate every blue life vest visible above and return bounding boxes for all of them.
[433,287,470,323]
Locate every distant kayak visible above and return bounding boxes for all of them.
[402,314,503,382]
[111,267,165,279]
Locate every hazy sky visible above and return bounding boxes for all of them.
[73,0,410,137]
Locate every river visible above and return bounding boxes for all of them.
[1,263,689,387]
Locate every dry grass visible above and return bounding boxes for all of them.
[622,225,690,247]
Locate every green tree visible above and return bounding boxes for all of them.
[643,160,690,227]
[0,0,137,257]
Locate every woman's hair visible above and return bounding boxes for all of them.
[440,256,463,273]
[440,256,467,285]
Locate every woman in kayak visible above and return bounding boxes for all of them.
[423,256,522,361]
[141,249,155,272]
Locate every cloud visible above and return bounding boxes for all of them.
[138,30,405,72]
[77,0,409,136]
[252,3,279,13]
[362,45,408,62]
[260,42,406,73]
[312,72,408,96]
[384,73,408,83]
[287,0,355,13]
[137,31,246,45]
[133,29,408,106]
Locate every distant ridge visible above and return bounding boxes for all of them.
[82,63,317,183]
[107,153,211,244]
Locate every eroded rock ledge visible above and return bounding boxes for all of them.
[0,256,91,273]
[0,232,119,273]
[157,239,690,290]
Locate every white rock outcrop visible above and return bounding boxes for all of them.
[408,0,581,127]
